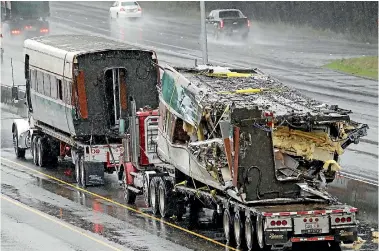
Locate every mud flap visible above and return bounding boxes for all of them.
[335,227,358,244]
[83,162,105,186]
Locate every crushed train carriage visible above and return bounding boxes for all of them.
[117,63,368,250]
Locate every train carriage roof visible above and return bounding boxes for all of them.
[162,65,354,125]
[24,34,152,58]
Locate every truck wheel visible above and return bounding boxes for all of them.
[158,177,175,218]
[245,215,256,250]
[149,177,160,215]
[123,182,137,204]
[234,210,245,248]
[75,155,82,186]
[142,173,150,207]
[223,208,235,244]
[37,137,47,167]
[80,157,87,188]
[33,136,39,166]
[12,128,25,158]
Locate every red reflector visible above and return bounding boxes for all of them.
[247,19,251,27]
[282,220,287,226]
[138,7,141,11]
[315,218,319,222]
[263,213,273,217]
[270,220,276,226]
[350,208,358,213]
[309,218,313,222]
[220,20,224,28]
[341,217,346,223]
[120,7,125,11]
[276,220,281,226]
[332,209,344,214]
[279,212,291,216]
[303,218,307,222]
[347,217,352,222]
[335,218,340,223]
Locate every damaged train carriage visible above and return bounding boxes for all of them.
[157,64,368,202]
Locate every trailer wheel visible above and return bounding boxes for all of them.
[80,157,87,188]
[75,155,82,186]
[256,214,266,249]
[12,127,25,158]
[149,177,160,215]
[245,215,256,250]
[158,177,175,218]
[234,210,245,248]
[32,136,39,166]
[223,208,235,244]
[123,182,137,204]
[37,137,47,167]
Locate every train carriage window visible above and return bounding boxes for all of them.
[44,73,51,97]
[30,69,36,89]
[50,76,57,99]
[37,71,44,93]
[63,80,71,104]
[57,79,63,100]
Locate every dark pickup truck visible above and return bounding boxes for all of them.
[206,9,250,41]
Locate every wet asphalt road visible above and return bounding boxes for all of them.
[1,2,378,250]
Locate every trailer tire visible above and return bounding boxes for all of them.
[37,137,47,167]
[245,215,256,250]
[123,182,137,204]
[32,136,39,166]
[150,177,160,215]
[234,210,245,248]
[158,177,175,218]
[12,127,25,158]
[223,208,235,244]
[256,214,268,250]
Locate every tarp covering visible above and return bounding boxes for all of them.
[161,67,203,127]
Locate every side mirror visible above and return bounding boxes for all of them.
[12,86,19,100]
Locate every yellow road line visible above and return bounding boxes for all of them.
[0,194,122,251]
[0,157,239,251]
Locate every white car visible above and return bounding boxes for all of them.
[109,1,142,19]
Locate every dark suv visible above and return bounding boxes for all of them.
[206,9,250,40]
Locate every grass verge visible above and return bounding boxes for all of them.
[324,56,378,80]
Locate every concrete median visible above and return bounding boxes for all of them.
[0,85,27,117]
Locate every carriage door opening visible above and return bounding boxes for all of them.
[104,68,127,128]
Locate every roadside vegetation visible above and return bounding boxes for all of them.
[324,56,378,80]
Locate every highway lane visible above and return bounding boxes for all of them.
[1,1,377,182]
[1,108,378,251]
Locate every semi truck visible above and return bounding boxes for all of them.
[11,34,160,187]
[1,1,50,38]
[11,35,369,250]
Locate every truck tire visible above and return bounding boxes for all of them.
[245,215,256,250]
[123,182,137,204]
[80,157,87,188]
[158,177,175,218]
[149,177,160,215]
[142,173,150,207]
[37,137,47,167]
[223,208,235,244]
[234,210,245,248]
[12,127,25,158]
[32,136,39,166]
[75,154,82,186]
